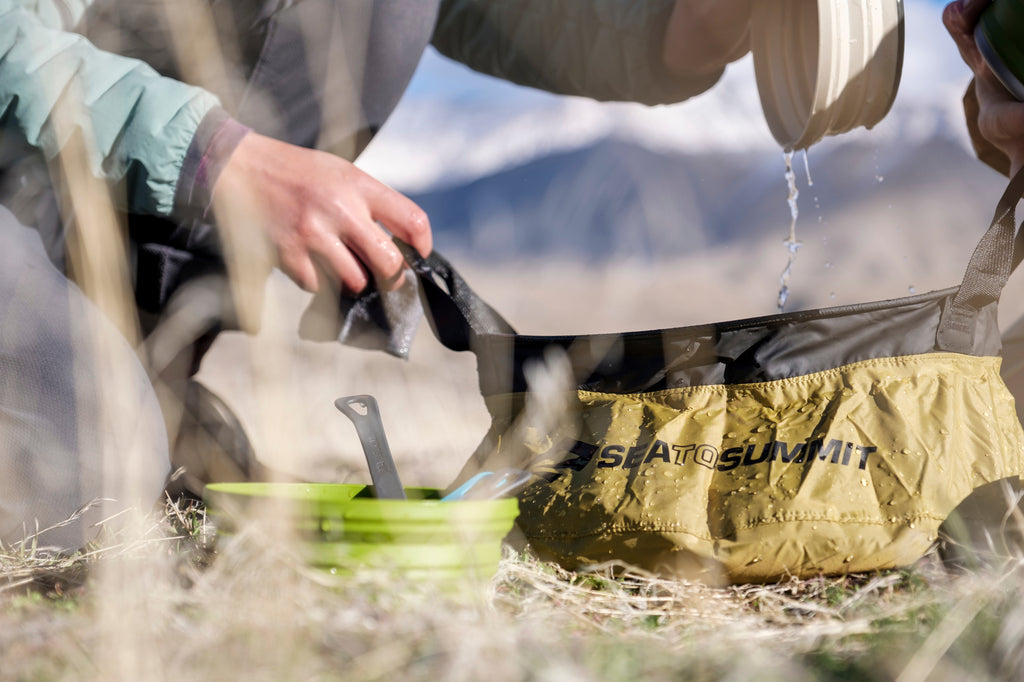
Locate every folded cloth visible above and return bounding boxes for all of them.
[298,268,423,359]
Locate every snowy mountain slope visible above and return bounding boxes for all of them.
[409,130,1001,261]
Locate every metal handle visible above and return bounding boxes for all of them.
[335,395,406,500]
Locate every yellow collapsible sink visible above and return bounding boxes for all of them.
[203,482,519,581]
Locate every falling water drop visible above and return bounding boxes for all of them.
[777,151,803,312]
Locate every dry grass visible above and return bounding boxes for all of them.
[2,496,1024,682]
[9,5,1023,680]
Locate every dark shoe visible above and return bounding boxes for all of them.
[165,381,266,499]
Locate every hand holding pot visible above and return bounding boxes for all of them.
[944,0,1024,177]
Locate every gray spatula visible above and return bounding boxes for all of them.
[335,395,406,500]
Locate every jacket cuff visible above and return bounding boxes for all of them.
[173,107,251,218]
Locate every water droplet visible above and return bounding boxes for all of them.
[824,261,833,270]
[860,479,869,487]
[901,448,911,455]
[844,555,854,563]
[642,469,653,477]
[908,285,917,295]
[830,292,836,299]
[876,174,884,183]
[908,522,916,529]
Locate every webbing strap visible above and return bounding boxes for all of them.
[394,239,515,352]
[937,167,1024,353]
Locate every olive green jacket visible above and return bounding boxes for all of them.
[1,0,718,222]
[433,0,723,106]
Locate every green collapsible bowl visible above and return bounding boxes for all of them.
[203,483,520,581]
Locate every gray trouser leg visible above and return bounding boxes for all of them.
[0,207,169,551]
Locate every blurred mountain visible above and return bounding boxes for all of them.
[410,127,1003,264]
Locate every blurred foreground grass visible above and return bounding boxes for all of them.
[2,497,1023,682]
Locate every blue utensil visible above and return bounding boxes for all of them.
[442,468,533,501]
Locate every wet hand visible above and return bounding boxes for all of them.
[944,0,1024,176]
[663,0,753,79]
[212,133,432,294]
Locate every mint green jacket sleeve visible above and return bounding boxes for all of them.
[432,0,723,106]
[0,0,221,217]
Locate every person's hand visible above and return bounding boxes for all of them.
[944,0,1024,177]
[662,0,753,79]
[211,132,432,295]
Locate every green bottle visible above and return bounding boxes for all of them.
[977,0,1024,101]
